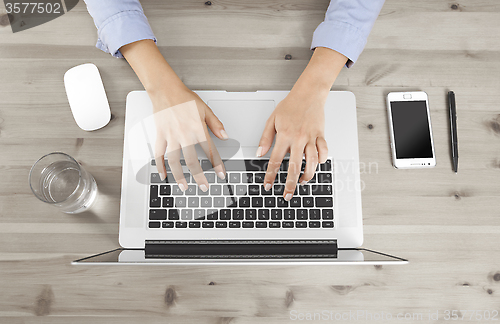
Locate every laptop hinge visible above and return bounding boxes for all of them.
[144,240,338,259]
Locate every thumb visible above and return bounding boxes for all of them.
[257,117,276,157]
[205,108,228,140]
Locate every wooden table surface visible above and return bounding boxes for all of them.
[1,0,499,322]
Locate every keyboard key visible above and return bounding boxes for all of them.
[194,209,205,220]
[181,209,193,220]
[256,221,267,228]
[201,197,212,208]
[252,197,263,207]
[206,173,216,183]
[223,160,251,171]
[317,173,332,183]
[168,209,179,220]
[297,209,308,220]
[189,221,201,228]
[282,221,294,228]
[176,221,187,228]
[223,185,233,196]
[249,185,260,195]
[258,209,270,220]
[214,197,225,207]
[269,221,281,228]
[279,173,287,183]
[183,173,191,183]
[296,221,307,228]
[309,174,316,183]
[149,221,161,228]
[236,185,247,196]
[175,197,186,208]
[232,209,244,220]
[264,197,276,207]
[150,173,164,183]
[254,173,265,183]
[216,221,228,228]
[149,209,167,220]
[309,221,320,228]
[150,197,161,208]
[163,197,174,208]
[277,197,288,207]
[271,209,282,220]
[217,175,228,184]
[261,186,272,196]
[322,221,334,228]
[172,186,184,195]
[312,185,332,196]
[290,197,301,207]
[202,221,214,228]
[201,159,212,171]
[229,221,241,228]
[242,221,254,228]
[309,209,321,220]
[245,160,268,171]
[322,209,334,220]
[321,159,332,171]
[207,209,218,220]
[283,209,294,220]
[239,197,250,208]
[210,185,222,195]
[198,186,209,196]
[162,221,174,228]
[245,209,257,220]
[188,197,199,208]
[160,185,171,195]
[226,197,237,208]
[229,173,241,183]
[220,209,231,220]
[244,173,253,183]
[303,197,314,208]
[274,185,285,196]
[298,185,310,196]
[150,185,158,198]
[316,197,333,207]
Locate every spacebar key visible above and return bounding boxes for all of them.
[315,197,333,207]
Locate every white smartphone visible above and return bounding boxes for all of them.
[387,91,436,169]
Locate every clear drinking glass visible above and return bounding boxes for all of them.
[29,152,98,214]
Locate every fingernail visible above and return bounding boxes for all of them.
[300,180,307,186]
[200,184,208,192]
[159,172,166,181]
[264,183,272,191]
[220,129,229,140]
[256,146,263,157]
[284,193,292,201]
[217,172,226,179]
[178,183,186,192]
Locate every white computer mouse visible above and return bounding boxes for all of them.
[64,63,111,131]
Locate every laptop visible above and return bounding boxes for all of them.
[73,91,407,265]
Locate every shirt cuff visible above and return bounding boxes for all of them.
[311,20,367,68]
[96,10,156,58]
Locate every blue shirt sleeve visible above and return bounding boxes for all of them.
[311,0,385,67]
[83,0,156,58]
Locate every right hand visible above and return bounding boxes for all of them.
[151,87,228,192]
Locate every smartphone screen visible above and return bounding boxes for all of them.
[390,101,433,159]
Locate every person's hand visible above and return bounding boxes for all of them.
[151,87,228,192]
[257,88,328,201]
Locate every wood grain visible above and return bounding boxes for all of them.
[0,0,499,322]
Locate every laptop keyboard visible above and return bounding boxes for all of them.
[148,159,334,229]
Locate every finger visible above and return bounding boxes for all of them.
[284,143,305,201]
[154,136,168,181]
[299,142,319,184]
[263,136,288,191]
[205,108,229,140]
[317,136,328,163]
[166,145,188,192]
[182,143,209,192]
[256,117,276,157]
[198,131,226,180]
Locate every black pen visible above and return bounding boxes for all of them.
[448,91,458,173]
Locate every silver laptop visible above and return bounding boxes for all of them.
[73,91,407,265]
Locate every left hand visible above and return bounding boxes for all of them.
[257,88,329,201]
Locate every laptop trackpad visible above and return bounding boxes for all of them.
[207,100,275,147]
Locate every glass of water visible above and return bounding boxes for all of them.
[29,152,98,214]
